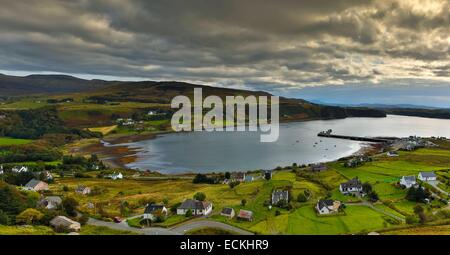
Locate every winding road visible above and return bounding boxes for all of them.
[88,217,254,235]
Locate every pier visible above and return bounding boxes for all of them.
[318,129,394,143]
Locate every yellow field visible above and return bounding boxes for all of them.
[382,225,450,235]
[88,125,118,135]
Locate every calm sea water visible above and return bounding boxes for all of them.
[124,115,450,174]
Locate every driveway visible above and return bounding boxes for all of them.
[169,220,254,235]
[428,181,449,197]
[88,218,254,235]
[88,218,178,235]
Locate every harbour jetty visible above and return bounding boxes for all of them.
[318,129,394,143]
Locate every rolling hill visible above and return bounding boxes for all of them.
[0,74,386,128]
[0,73,114,96]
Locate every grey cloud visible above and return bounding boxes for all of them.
[0,0,448,93]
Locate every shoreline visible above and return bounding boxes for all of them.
[77,133,383,175]
[74,116,400,174]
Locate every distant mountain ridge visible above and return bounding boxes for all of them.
[309,100,444,110]
[0,73,386,125]
[0,73,114,96]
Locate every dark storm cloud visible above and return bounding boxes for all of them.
[0,0,448,92]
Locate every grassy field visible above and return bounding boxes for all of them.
[80,225,137,235]
[382,224,450,235]
[186,227,238,235]
[0,137,32,146]
[0,225,55,235]
[88,125,118,135]
[250,205,397,235]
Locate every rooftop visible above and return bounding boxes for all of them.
[178,199,211,210]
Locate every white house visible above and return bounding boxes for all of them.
[143,204,168,221]
[400,176,416,188]
[108,172,123,180]
[12,166,28,173]
[39,196,62,210]
[38,171,53,181]
[316,199,341,215]
[339,178,363,194]
[418,172,437,182]
[230,172,246,182]
[387,151,399,157]
[244,175,254,182]
[176,199,212,216]
[220,207,235,218]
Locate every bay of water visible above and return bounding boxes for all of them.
[124,115,450,174]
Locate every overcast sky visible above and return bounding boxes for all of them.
[0,0,449,106]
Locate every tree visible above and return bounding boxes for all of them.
[406,185,430,202]
[297,193,307,202]
[170,202,181,213]
[193,192,206,201]
[0,210,11,225]
[413,204,427,224]
[0,181,27,216]
[15,208,44,225]
[413,204,424,215]
[241,199,247,207]
[367,191,379,202]
[224,172,231,179]
[193,174,214,184]
[229,181,240,189]
[405,215,418,224]
[62,197,79,216]
[304,189,311,199]
[185,209,192,217]
[120,201,130,217]
[362,182,373,194]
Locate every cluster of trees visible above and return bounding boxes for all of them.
[46,98,74,104]
[0,144,62,164]
[362,182,379,202]
[60,154,106,172]
[0,181,38,225]
[0,107,101,139]
[406,185,431,202]
[192,174,219,184]
[297,189,311,202]
[0,181,87,230]
[2,171,35,186]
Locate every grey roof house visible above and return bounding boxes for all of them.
[400,176,416,188]
[339,177,363,194]
[272,190,289,205]
[220,207,235,218]
[143,204,168,220]
[176,199,213,216]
